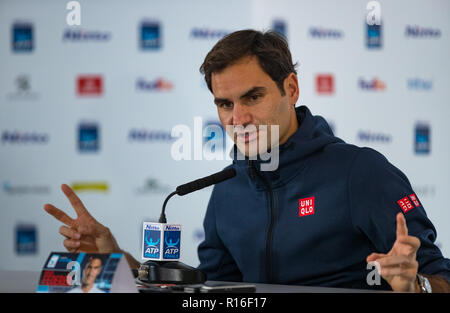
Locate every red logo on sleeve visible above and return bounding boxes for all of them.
[397,196,414,213]
[409,194,421,207]
[299,196,315,217]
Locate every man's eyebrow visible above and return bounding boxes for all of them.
[239,86,267,99]
[213,86,267,105]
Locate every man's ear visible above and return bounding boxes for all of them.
[284,73,299,105]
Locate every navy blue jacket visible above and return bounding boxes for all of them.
[197,105,450,290]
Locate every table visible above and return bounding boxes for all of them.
[0,270,382,293]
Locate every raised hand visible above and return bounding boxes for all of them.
[366,213,421,292]
[44,184,120,254]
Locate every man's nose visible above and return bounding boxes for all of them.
[232,102,252,126]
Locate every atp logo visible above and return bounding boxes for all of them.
[163,231,181,259]
[143,229,161,259]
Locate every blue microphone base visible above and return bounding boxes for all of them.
[138,261,206,284]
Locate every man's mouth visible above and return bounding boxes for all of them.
[236,131,258,144]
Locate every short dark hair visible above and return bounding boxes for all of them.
[200,29,297,96]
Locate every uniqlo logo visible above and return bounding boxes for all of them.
[409,194,421,207]
[316,74,334,94]
[299,196,315,217]
[397,196,414,213]
[77,75,103,96]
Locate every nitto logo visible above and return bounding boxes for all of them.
[357,130,392,143]
[405,25,441,38]
[359,78,386,91]
[128,129,174,142]
[136,78,173,92]
[190,28,230,39]
[1,131,49,144]
[63,29,111,41]
[164,225,180,231]
[309,27,343,39]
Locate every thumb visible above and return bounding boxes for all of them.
[366,252,386,263]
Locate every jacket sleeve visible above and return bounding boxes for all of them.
[197,187,243,281]
[349,147,450,282]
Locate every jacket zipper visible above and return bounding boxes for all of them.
[248,160,275,283]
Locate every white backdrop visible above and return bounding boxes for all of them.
[0,0,449,271]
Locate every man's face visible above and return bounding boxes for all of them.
[211,56,298,157]
[82,258,102,286]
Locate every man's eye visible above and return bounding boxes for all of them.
[249,94,262,101]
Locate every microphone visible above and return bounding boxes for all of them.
[176,167,237,196]
[140,168,236,284]
[158,167,236,223]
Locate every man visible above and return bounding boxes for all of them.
[67,257,105,293]
[44,30,450,292]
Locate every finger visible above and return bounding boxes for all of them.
[380,266,418,279]
[61,184,89,217]
[377,255,416,268]
[396,213,408,238]
[44,203,75,226]
[396,235,421,251]
[63,239,80,250]
[59,225,81,240]
[366,253,387,263]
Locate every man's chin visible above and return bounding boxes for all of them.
[235,141,268,158]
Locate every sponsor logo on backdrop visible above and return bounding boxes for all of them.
[136,178,172,194]
[6,74,40,101]
[128,129,174,142]
[405,25,441,38]
[76,75,103,96]
[15,224,38,255]
[140,20,161,50]
[1,130,49,144]
[357,130,392,143]
[407,78,432,91]
[12,22,34,52]
[136,78,173,92]
[2,182,50,195]
[316,74,334,94]
[309,27,344,39]
[412,185,436,198]
[414,122,430,154]
[62,29,111,42]
[359,78,386,91]
[366,22,382,48]
[190,27,230,39]
[78,122,100,152]
[70,182,109,192]
[203,119,226,152]
[272,20,287,39]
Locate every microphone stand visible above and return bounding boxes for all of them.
[137,168,236,284]
[138,192,206,285]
